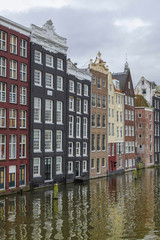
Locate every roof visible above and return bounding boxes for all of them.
[135,95,149,107]
[112,71,128,92]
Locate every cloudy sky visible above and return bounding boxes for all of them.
[0,0,160,86]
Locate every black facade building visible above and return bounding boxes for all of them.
[66,60,91,182]
[153,92,160,165]
[29,20,68,188]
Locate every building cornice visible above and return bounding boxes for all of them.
[0,16,31,36]
[30,20,68,55]
[67,59,91,81]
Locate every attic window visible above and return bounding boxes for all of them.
[142,80,144,85]
[142,89,146,94]
[128,82,130,89]
[116,81,119,90]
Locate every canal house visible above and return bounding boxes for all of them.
[29,20,68,188]
[66,59,91,182]
[0,16,30,193]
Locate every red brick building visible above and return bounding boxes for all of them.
[0,17,30,194]
[112,62,136,170]
[135,95,154,167]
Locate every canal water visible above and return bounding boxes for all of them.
[0,168,160,240]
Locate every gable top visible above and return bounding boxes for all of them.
[135,76,157,90]
[67,59,91,81]
[90,52,109,74]
[112,61,133,92]
[30,20,68,55]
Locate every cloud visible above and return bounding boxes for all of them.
[114,18,152,33]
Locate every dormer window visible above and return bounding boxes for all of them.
[116,81,119,90]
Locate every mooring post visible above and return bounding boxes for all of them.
[134,169,137,180]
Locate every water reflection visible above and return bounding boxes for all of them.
[0,168,160,239]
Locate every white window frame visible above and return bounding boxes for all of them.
[9,165,16,189]
[9,109,17,128]
[0,135,6,160]
[0,108,6,128]
[0,82,6,102]
[45,130,52,152]
[10,35,17,54]
[84,84,88,96]
[34,50,42,64]
[46,54,54,68]
[68,161,73,174]
[69,97,74,111]
[9,85,17,104]
[0,57,6,77]
[34,70,42,86]
[33,129,41,152]
[34,97,41,123]
[68,142,73,156]
[83,160,87,172]
[57,101,63,124]
[45,99,53,124]
[45,73,53,89]
[20,135,26,158]
[57,76,63,91]
[20,39,27,57]
[83,118,88,138]
[76,116,81,138]
[33,158,41,177]
[20,110,27,128]
[84,100,88,114]
[76,142,80,156]
[83,142,87,156]
[10,60,17,79]
[0,30,7,51]
[77,82,82,95]
[20,63,27,82]
[9,135,17,159]
[56,130,62,152]
[56,156,62,174]
[20,87,27,105]
[69,80,74,93]
[69,115,74,138]
[57,58,63,70]
[76,98,81,114]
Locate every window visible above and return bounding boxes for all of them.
[132,126,134,136]
[0,57,6,77]
[83,160,87,172]
[132,111,134,121]
[97,134,101,151]
[69,97,74,111]
[92,93,96,107]
[34,98,41,123]
[0,135,6,159]
[56,157,62,174]
[83,142,87,156]
[97,158,100,173]
[91,159,95,168]
[10,35,17,54]
[102,115,106,128]
[112,144,114,156]
[102,96,106,108]
[45,98,53,123]
[57,58,63,70]
[92,134,95,151]
[20,63,27,82]
[34,50,42,64]
[112,123,114,136]
[125,96,127,104]
[57,76,63,91]
[139,113,142,118]
[77,83,82,95]
[120,127,123,137]
[20,39,27,57]
[92,75,95,84]
[56,130,62,151]
[69,116,74,137]
[33,158,41,177]
[118,96,120,104]
[10,85,17,103]
[45,158,52,181]
[84,84,88,96]
[34,70,42,86]
[45,73,53,89]
[103,79,106,88]
[139,124,142,128]
[20,110,27,128]
[108,123,111,136]
[83,118,88,138]
[125,142,128,153]
[117,111,119,121]
[120,112,122,122]
[57,101,63,124]
[112,96,114,104]
[112,109,114,117]
[68,161,73,174]
[76,117,81,138]
[0,30,7,51]
[117,127,119,137]
[102,158,105,167]
[20,135,26,158]
[10,60,17,79]
[84,100,88,113]
[129,126,131,136]
[0,108,6,128]
[69,80,74,93]
[33,130,41,152]
[97,114,101,128]
[76,98,81,113]
[97,94,101,108]
[0,82,6,102]
[45,130,52,152]
[97,77,101,88]
[9,166,16,188]
[46,54,53,68]
[20,87,27,105]
[76,142,80,156]
[142,89,146,94]
[102,134,106,151]
[9,135,17,159]
[92,114,96,127]
[9,109,17,128]
[0,167,5,190]
[68,142,73,156]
